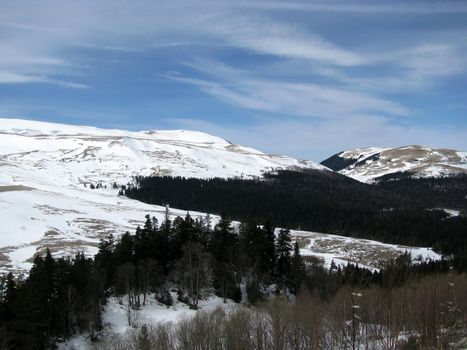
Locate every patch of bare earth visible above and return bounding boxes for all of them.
[291,232,408,270]
[0,250,11,269]
[33,204,83,215]
[71,217,134,239]
[0,185,34,192]
[29,240,99,263]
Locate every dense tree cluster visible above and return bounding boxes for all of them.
[0,251,103,349]
[93,213,307,308]
[125,171,467,258]
[377,172,467,209]
[0,213,305,349]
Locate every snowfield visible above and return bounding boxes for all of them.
[0,184,213,273]
[58,293,237,350]
[0,118,441,273]
[290,230,441,271]
[0,118,324,273]
[334,145,467,183]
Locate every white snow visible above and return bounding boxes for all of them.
[0,118,325,183]
[0,117,325,273]
[102,293,235,334]
[58,293,236,350]
[442,209,461,218]
[288,229,442,271]
[340,147,388,160]
[337,145,467,183]
[0,118,443,274]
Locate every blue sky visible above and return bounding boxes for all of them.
[0,0,466,161]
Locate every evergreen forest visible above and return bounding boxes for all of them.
[125,170,467,257]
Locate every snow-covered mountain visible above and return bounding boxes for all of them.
[321,145,467,183]
[0,118,326,273]
[0,118,324,183]
[0,119,441,273]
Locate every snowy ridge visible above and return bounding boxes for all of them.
[0,118,326,183]
[0,118,325,273]
[326,145,467,183]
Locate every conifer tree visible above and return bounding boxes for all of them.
[95,234,115,289]
[263,221,276,274]
[210,214,240,302]
[276,229,292,290]
[113,232,134,266]
[290,241,305,294]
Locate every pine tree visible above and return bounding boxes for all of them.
[163,205,171,233]
[1,272,18,342]
[95,235,115,289]
[210,214,240,302]
[290,241,306,294]
[143,214,153,233]
[15,249,59,348]
[263,221,276,275]
[113,232,134,266]
[275,229,292,290]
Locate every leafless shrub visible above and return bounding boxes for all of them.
[96,273,467,350]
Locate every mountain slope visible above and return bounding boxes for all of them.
[0,118,326,273]
[0,118,325,184]
[321,145,467,183]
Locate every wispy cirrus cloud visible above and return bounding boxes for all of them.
[1,0,466,159]
[206,14,364,66]
[165,60,408,118]
[244,1,467,14]
[0,71,88,88]
[2,0,464,89]
[0,24,87,88]
[308,38,467,93]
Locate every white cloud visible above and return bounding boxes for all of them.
[0,71,88,88]
[269,40,467,93]
[0,0,365,87]
[1,0,465,92]
[166,61,408,118]
[245,1,467,14]
[207,14,363,66]
[0,0,466,159]
[0,72,42,84]
[401,43,467,79]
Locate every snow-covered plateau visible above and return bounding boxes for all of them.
[0,118,441,273]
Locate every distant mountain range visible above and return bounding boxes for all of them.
[321,145,467,182]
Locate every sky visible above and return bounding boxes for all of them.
[0,0,466,161]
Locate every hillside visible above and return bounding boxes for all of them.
[0,118,325,273]
[0,118,324,182]
[321,145,467,182]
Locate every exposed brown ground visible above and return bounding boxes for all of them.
[0,185,34,192]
